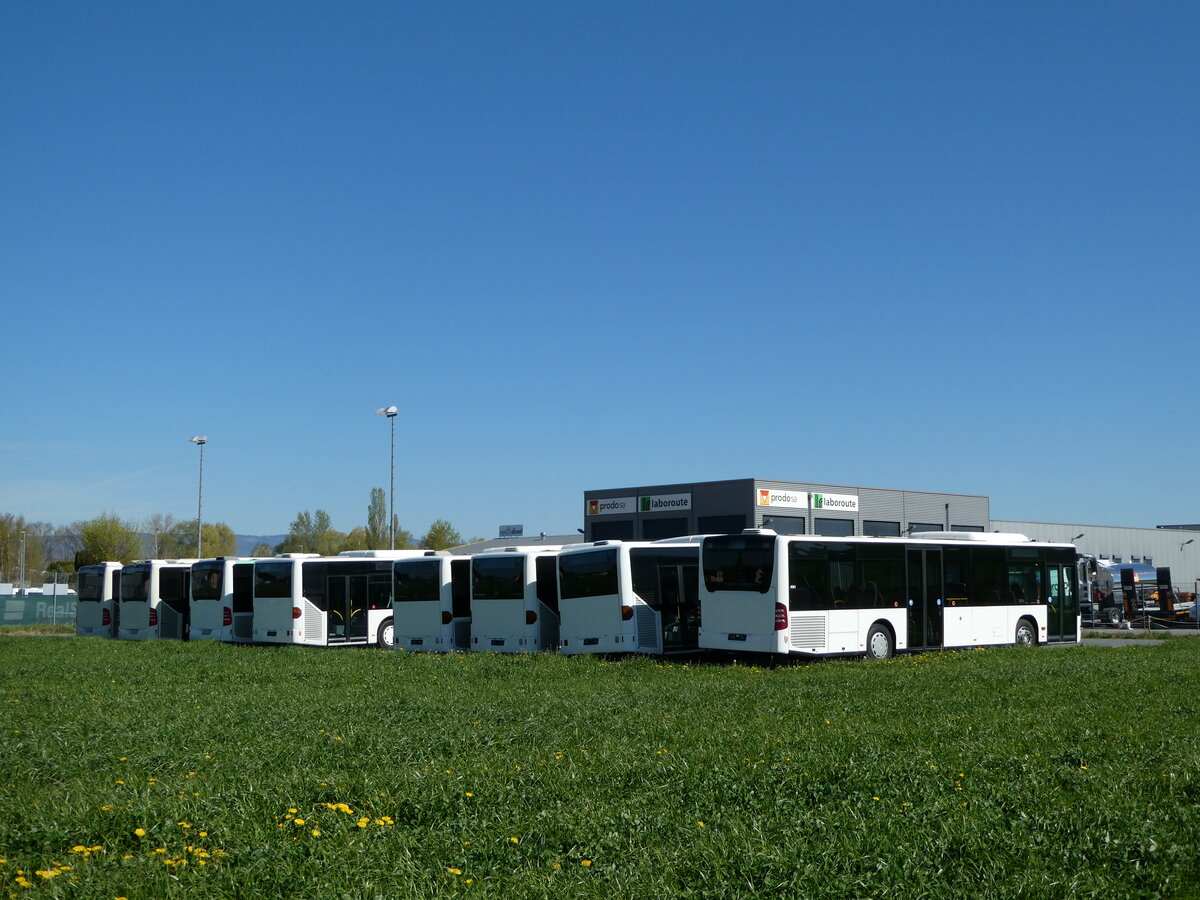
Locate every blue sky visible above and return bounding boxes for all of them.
[2,1,1197,540]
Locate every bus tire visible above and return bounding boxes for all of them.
[377,618,395,650]
[1015,619,1037,646]
[865,623,893,660]
[1105,607,1122,627]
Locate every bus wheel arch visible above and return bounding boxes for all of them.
[377,617,395,650]
[865,622,894,660]
[1014,617,1038,646]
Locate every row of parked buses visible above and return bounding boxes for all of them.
[75,530,1082,659]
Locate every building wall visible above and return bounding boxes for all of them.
[992,520,1200,589]
[583,478,990,541]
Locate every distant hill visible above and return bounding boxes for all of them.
[237,534,287,556]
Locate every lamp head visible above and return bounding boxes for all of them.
[375,406,398,418]
[189,435,207,445]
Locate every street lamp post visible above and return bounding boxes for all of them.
[189,436,207,558]
[374,406,398,549]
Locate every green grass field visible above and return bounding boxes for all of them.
[2,637,1198,898]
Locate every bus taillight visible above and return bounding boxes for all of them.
[620,605,634,621]
[292,607,302,619]
[102,609,111,626]
[442,611,453,625]
[148,609,158,627]
[774,602,788,631]
[526,610,538,625]
[223,607,232,627]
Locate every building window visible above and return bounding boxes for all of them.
[591,520,634,541]
[642,518,689,541]
[698,514,747,534]
[863,520,900,537]
[951,524,984,532]
[762,515,805,535]
[907,523,941,535]
[814,518,854,537]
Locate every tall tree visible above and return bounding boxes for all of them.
[74,513,143,567]
[366,488,389,549]
[0,514,45,584]
[420,520,463,551]
[161,521,238,558]
[276,510,336,554]
[143,514,177,558]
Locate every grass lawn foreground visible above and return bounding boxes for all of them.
[1,636,1198,898]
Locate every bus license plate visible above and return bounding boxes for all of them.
[410,639,423,646]
[584,638,599,646]
[728,633,747,641]
[491,639,505,646]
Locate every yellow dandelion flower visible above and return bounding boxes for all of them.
[465,792,474,797]
[133,828,146,837]
[294,818,305,826]
[198,831,207,837]
[581,859,592,867]
[311,829,320,837]
[448,868,462,875]
[510,836,519,844]
[697,821,705,827]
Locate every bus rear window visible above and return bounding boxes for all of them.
[120,570,150,601]
[473,557,524,600]
[703,536,774,593]
[395,561,440,603]
[191,563,223,601]
[77,572,104,601]
[255,562,293,598]
[559,549,618,599]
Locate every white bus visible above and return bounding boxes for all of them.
[75,562,122,637]
[189,558,258,642]
[557,539,701,655]
[392,553,473,651]
[699,530,1080,659]
[251,551,431,648]
[470,545,564,652]
[117,559,197,640]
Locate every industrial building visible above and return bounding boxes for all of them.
[581,478,1200,591]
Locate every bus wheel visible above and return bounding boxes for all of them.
[1106,608,1122,627]
[1015,619,1037,646]
[377,618,395,650]
[865,624,893,660]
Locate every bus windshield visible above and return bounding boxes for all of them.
[120,569,150,602]
[77,571,104,601]
[703,535,775,593]
[255,562,294,599]
[559,549,618,599]
[395,561,440,602]
[473,557,524,600]
[191,562,224,601]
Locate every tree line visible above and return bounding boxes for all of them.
[0,488,471,585]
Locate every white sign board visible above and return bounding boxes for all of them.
[587,497,636,516]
